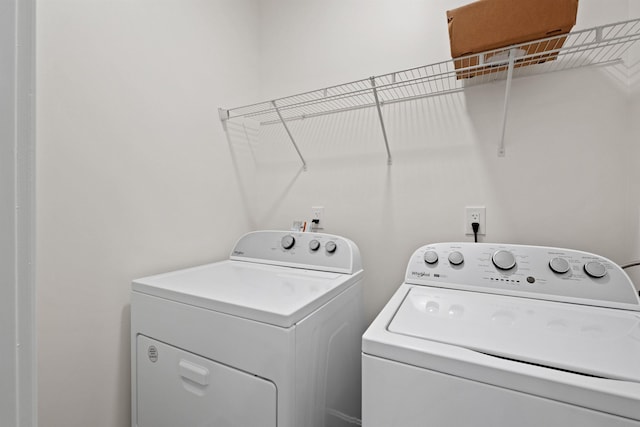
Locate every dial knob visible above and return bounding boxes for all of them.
[325,241,337,254]
[281,235,295,250]
[309,239,320,251]
[584,261,607,278]
[549,257,570,274]
[424,250,438,265]
[492,250,516,270]
[448,251,464,266]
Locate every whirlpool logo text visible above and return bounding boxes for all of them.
[411,271,430,278]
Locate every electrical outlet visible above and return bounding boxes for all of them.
[311,206,324,230]
[465,206,486,235]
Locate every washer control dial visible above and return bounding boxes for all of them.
[309,239,320,251]
[448,251,464,266]
[281,235,295,250]
[584,261,607,278]
[492,250,516,270]
[424,250,438,265]
[549,257,570,274]
[325,241,337,254]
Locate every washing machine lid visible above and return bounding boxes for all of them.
[388,286,640,382]
[132,260,361,328]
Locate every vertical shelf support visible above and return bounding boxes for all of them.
[218,108,229,131]
[595,26,603,43]
[370,77,393,165]
[498,48,517,157]
[272,100,308,171]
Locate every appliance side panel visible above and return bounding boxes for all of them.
[295,281,365,427]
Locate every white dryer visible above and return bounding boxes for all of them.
[131,230,364,427]
[363,242,640,427]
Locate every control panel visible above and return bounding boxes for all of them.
[405,242,639,311]
[229,230,362,274]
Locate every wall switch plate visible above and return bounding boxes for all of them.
[465,206,486,235]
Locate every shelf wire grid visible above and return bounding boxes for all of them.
[223,18,640,126]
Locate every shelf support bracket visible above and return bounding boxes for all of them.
[272,100,308,171]
[370,77,392,165]
[218,108,229,131]
[498,48,517,157]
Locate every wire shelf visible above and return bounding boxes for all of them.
[220,18,640,162]
[223,18,640,125]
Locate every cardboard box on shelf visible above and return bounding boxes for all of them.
[446,0,579,79]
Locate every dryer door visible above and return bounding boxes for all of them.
[136,335,276,427]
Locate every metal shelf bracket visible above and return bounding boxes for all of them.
[370,77,393,165]
[218,108,229,131]
[498,48,517,157]
[272,100,308,171]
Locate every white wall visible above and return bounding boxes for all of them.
[36,1,260,426]
[230,0,638,321]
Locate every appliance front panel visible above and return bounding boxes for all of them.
[136,335,276,427]
[362,354,639,427]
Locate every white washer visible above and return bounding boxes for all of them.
[131,230,364,427]
[363,242,640,427]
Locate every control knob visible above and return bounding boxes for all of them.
[309,239,320,251]
[549,257,570,274]
[325,241,337,254]
[492,250,516,270]
[584,261,607,278]
[448,251,464,266]
[281,235,295,250]
[424,250,438,265]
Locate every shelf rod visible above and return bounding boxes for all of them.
[370,77,392,165]
[498,48,517,157]
[272,100,307,171]
[259,88,467,126]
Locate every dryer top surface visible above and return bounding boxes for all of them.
[133,260,361,327]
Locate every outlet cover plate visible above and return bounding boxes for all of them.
[465,206,486,235]
[311,206,324,230]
